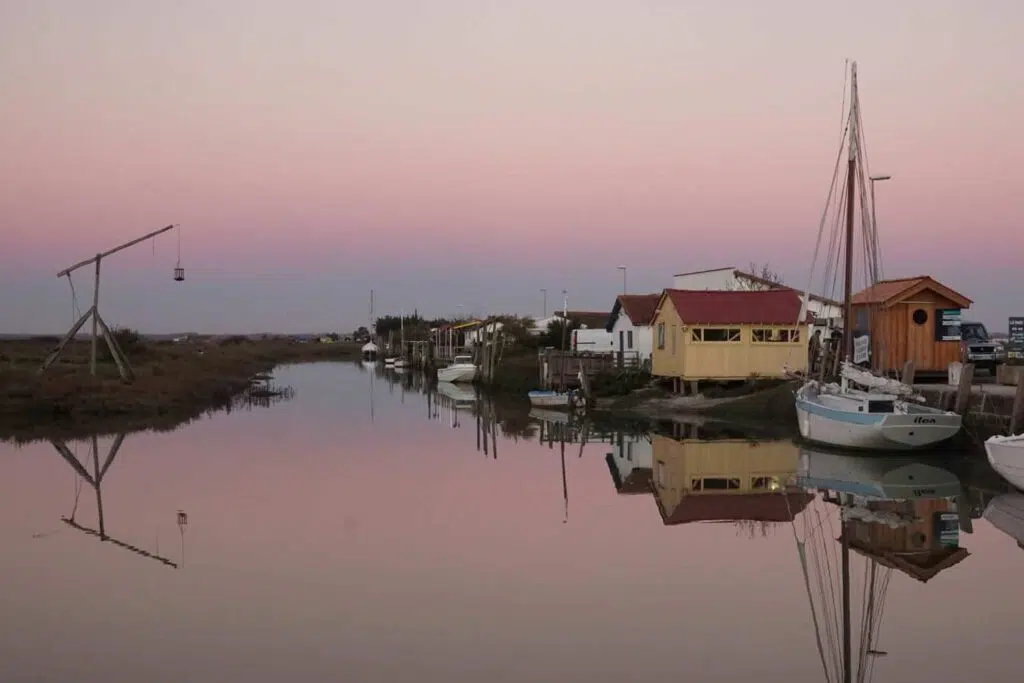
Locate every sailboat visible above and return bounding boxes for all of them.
[793,61,961,450]
[393,310,410,368]
[361,289,379,361]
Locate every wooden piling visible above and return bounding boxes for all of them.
[953,363,975,415]
[1010,374,1024,435]
[901,360,915,386]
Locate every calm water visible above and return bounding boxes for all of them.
[2,362,1022,683]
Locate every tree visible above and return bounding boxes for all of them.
[543,317,579,349]
[728,262,786,291]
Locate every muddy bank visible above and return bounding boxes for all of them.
[594,380,800,423]
[0,337,342,442]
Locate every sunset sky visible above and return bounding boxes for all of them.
[1,0,1020,333]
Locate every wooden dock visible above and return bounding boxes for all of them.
[538,349,642,390]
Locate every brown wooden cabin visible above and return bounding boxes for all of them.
[851,276,972,376]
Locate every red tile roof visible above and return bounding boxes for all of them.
[660,288,806,325]
[656,492,814,525]
[612,294,660,329]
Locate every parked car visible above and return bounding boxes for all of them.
[960,321,1006,374]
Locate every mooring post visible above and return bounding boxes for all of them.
[901,360,915,386]
[954,363,975,415]
[1010,374,1024,435]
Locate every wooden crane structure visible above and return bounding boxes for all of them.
[38,224,182,381]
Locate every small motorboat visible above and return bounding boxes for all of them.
[361,341,379,361]
[393,357,410,369]
[437,355,478,383]
[436,381,476,406]
[985,434,1024,491]
[983,492,1024,549]
[527,389,583,409]
[383,357,397,366]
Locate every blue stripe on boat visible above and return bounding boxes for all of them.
[796,397,887,426]
[795,476,882,497]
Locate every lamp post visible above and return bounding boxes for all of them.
[540,288,547,318]
[868,174,891,282]
[561,289,568,317]
[617,266,627,295]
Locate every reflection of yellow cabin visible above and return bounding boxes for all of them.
[651,435,813,524]
[845,498,970,582]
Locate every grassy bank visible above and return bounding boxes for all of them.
[0,337,358,441]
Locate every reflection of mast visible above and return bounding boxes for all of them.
[50,434,179,569]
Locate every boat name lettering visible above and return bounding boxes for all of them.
[912,488,936,496]
[913,417,937,424]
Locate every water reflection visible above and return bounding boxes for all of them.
[47,434,183,569]
[6,361,1024,683]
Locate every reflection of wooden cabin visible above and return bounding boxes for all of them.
[844,497,970,582]
[651,435,813,524]
[650,289,808,387]
[605,433,653,494]
[851,276,972,375]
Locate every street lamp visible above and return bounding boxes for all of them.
[540,288,547,318]
[561,289,568,317]
[868,174,891,281]
[617,266,627,295]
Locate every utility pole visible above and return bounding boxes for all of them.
[39,224,179,381]
[540,288,547,318]
[617,266,627,295]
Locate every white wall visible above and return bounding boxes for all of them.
[610,435,653,479]
[610,310,654,362]
[672,269,737,290]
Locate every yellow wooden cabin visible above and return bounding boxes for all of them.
[650,288,808,385]
[650,435,812,526]
[851,276,972,375]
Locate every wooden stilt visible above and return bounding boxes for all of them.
[954,363,975,415]
[1010,375,1024,435]
[38,306,95,374]
[95,313,134,381]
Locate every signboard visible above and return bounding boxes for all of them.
[853,334,870,364]
[933,511,960,548]
[935,308,962,341]
[1009,317,1024,345]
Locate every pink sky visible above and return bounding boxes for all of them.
[1,1,1021,333]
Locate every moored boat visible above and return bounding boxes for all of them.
[437,355,477,383]
[985,434,1024,490]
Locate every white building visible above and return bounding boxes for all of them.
[605,293,660,366]
[672,266,842,330]
[605,433,653,494]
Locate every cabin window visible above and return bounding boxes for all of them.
[691,477,741,491]
[867,399,895,413]
[752,328,801,343]
[627,330,634,349]
[855,308,870,334]
[912,308,928,325]
[656,323,665,349]
[751,476,781,490]
[691,327,741,343]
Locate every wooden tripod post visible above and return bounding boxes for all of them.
[38,223,177,381]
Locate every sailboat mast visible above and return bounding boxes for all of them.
[842,62,859,363]
[841,520,852,683]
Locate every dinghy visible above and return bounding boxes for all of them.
[985,434,1024,491]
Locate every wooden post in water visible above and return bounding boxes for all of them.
[953,363,975,415]
[1010,374,1024,435]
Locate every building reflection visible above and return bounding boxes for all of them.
[650,428,812,532]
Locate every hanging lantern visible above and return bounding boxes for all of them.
[177,510,188,527]
[174,265,185,282]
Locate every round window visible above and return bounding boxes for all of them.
[912,309,928,325]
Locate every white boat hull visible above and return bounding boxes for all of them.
[437,364,477,383]
[985,434,1024,491]
[383,357,396,365]
[393,359,410,368]
[795,447,961,499]
[435,381,476,405]
[528,391,579,409]
[795,384,961,451]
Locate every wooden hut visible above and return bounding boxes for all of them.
[851,276,972,376]
[650,288,808,388]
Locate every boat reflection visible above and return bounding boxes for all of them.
[791,446,968,682]
[983,492,1024,550]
